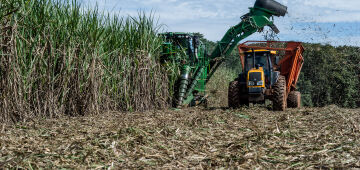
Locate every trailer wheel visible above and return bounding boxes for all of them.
[272,75,287,111]
[228,81,241,108]
[287,91,301,108]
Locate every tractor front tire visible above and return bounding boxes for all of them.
[287,91,301,108]
[228,81,241,108]
[272,75,287,111]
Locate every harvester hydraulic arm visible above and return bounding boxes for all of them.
[206,0,287,82]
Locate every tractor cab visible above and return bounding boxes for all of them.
[243,50,276,90]
[244,50,275,75]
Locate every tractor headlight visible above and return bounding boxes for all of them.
[248,81,255,86]
[257,81,264,86]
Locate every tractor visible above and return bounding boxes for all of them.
[160,0,288,107]
[228,41,304,110]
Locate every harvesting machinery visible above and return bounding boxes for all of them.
[229,41,304,111]
[160,0,288,107]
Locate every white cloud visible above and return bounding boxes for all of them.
[286,0,360,23]
[302,0,360,11]
[81,0,360,45]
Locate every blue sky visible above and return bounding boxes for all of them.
[81,0,360,46]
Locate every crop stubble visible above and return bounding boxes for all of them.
[0,106,359,169]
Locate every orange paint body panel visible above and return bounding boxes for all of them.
[238,41,305,94]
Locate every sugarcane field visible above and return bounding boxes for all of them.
[0,0,359,169]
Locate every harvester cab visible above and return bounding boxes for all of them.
[229,41,304,111]
[160,33,203,64]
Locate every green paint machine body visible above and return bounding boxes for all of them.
[160,0,288,107]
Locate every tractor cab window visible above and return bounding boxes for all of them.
[245,52,269,72]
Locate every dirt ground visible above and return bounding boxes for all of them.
[0,106,359,169]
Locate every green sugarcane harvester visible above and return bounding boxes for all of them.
[161,0,288,107]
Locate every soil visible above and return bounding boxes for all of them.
[1,106,359,169]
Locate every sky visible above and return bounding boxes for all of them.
[80,0,360,46]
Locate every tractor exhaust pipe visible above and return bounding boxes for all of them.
[254,0,288,17]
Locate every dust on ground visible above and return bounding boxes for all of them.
[1,106,359,169]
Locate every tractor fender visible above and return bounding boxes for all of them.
[236,73,247,84]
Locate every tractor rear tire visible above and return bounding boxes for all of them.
[287,91,301,108]
[272,75,287,111]
[228,81,241,108]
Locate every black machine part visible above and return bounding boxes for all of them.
[269,24,280,34]
[255,0,288,17]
